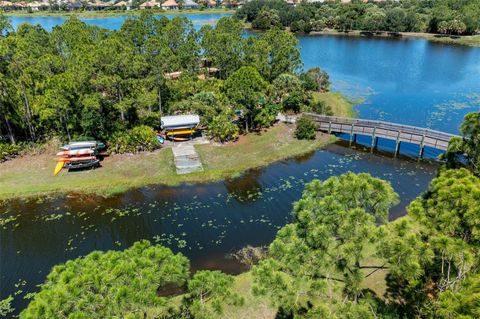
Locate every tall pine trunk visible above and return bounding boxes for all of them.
[21,83,35,141]
[116,83,125,122]
[3,114,15,144]
[157,77,162,117]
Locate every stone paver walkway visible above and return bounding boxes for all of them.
[171,143,204,175]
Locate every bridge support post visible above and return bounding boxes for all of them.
[371,127,376,152]
[419,133,426,159]
[349,124,355,146]
[328,121,332,134]
[394,131,401,157]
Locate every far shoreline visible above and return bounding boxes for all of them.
[3,8,234,18]
[5,11,479,47]
[303,29,480,47]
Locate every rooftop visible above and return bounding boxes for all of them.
[161,115,200,130]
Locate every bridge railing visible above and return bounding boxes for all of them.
[303,113,459,142]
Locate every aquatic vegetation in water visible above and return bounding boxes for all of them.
[0,215,17,228]
[43,213,63,221]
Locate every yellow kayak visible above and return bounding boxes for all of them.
[53,161,64,176]
[166,128,196,136]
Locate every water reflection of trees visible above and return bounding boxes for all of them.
[292,149,316,164]
[224,169,263,203]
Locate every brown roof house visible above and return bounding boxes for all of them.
[140,0,160,9]
[113,0,131,9]
[183,0,198,9]
[161,0,178,10]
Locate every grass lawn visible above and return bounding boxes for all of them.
[427,34,480,47]
[0,123,333,201]
[312,91,357,117]
[216,272,276,319]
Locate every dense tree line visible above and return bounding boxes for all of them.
[19,240,243,318]
[0,13,331,151]
[237,0,480,35]
[252,168,480,318]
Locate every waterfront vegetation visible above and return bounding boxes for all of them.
[7,167,479,318]
[445,112,480,175]
[237,0,480,38]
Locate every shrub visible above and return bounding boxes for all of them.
[282,93,303,113]
[0,143,23,162]
[311,100,333,116]
[253,103,280,129]
[207,110,240,143]
[230,245,268,269]
[295,116,317,140]
[109,125,160,154]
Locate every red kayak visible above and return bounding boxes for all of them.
[56,156,97,163]
[56,149,94,157]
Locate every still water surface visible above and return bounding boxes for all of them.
[1,13,479,314]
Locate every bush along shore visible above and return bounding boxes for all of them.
[237,0,480,47]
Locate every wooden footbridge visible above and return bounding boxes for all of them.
[303,113,459,158]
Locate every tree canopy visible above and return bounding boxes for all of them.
[237,0,480,35]
[20,241,242,319]
[0,14,317,147]
[252,172,399,317]
[21,240,190,318]
[252,169,480,318]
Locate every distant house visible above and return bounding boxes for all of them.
[183,0,198,9]
[27,1,48,11]
[3,1,28,10]
[113,0,130,9]
[206,0,216,8]
[140,1,160,9]
[88,1,111,10]
[222,0,239,9]
[161,0,178,10]
[164,71,182,80]
[65,0,83,10]
[286,0,300,5]
[0,1,15,11]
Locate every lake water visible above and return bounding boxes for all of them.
[9,13,230,31]
[2,13,480,315]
